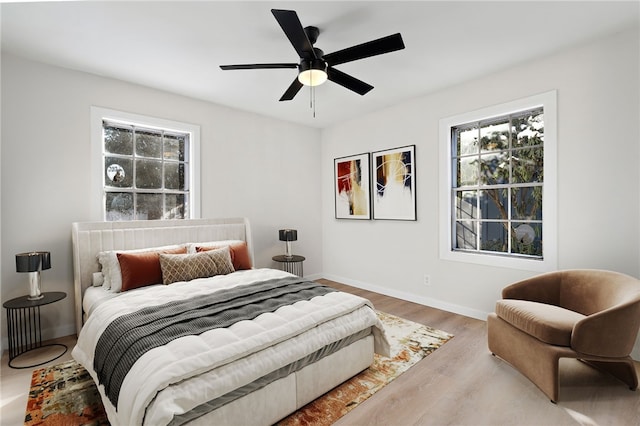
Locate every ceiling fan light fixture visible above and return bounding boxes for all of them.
[220,9,405,101]
[298,60,328,86]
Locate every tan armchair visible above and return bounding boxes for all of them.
[487,269,640,402]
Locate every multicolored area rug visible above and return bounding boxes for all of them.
[25,360,108,426]
[24,311,452,426]
[278,311,453,426]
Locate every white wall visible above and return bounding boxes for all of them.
[1,54,322,344]
[2,27,639,359]
[321,27,640,358]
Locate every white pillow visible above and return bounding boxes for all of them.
[97,244,186,293]
[92,272,104,287]
[97,251,117,290]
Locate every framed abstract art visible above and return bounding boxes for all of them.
[372,145,416,220]
[334,153,371,219]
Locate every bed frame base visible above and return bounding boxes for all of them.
[189,336,374,425]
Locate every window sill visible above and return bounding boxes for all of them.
[440,247,556,272]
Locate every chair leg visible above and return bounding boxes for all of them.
[580,359,639,390]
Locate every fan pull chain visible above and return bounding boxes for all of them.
[312,86,317,118]
[308,82,317,118]
[306,70,316,118]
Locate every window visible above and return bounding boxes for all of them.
[91,107,200,221]
[439,92,557,271]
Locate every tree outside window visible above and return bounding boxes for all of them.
[103,121,190,221]
[451,107,544,259]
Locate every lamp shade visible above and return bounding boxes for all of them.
[279,229,297,242]
[298,60,328,87]
[298,69,328,86]
[16,252,51,272]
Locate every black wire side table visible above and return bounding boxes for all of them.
[3,291,68,369]
[272,255,306,277]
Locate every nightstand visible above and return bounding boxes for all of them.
[272,254,306,277]
[3,291,68,368]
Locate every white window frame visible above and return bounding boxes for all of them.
[91,106,201,221]
[438,91,557,272]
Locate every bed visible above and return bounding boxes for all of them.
[71,218,389,426]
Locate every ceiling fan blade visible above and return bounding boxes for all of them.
[324,33,405,66]
[220,63,298,70]
[271,9,316,60]
[327,67,373,96]
[279,78,304,101]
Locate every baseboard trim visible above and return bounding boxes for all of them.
[304,273,323,281]
[321,273,489,321]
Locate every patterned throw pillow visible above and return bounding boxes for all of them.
[195,241,252,270]
[159,246,235,285]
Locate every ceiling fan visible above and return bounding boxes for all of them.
[220,9,405,101]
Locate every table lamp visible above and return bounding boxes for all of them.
[279,229,297,258]
[16,251,51,300]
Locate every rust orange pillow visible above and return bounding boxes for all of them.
[196,241,252,270]
[118,247,187,291]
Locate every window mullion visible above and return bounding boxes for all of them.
[132,127,138,219]
[507,114,513,254]
[475,126,481,252]
[161,131,166,218]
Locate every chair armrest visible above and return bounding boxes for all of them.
[572,298,640,357]
[502,272,562,305]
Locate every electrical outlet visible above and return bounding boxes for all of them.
[423,274,431,286]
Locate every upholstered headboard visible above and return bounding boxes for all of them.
[71,218,254,335]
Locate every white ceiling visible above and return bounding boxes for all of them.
[2,1,638,128]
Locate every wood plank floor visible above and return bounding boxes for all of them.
[321,279,640,426]
[2,280,638,425]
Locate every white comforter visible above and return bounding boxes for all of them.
[72,268,389,426]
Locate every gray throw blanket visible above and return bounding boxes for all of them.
[94,276,336,408]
